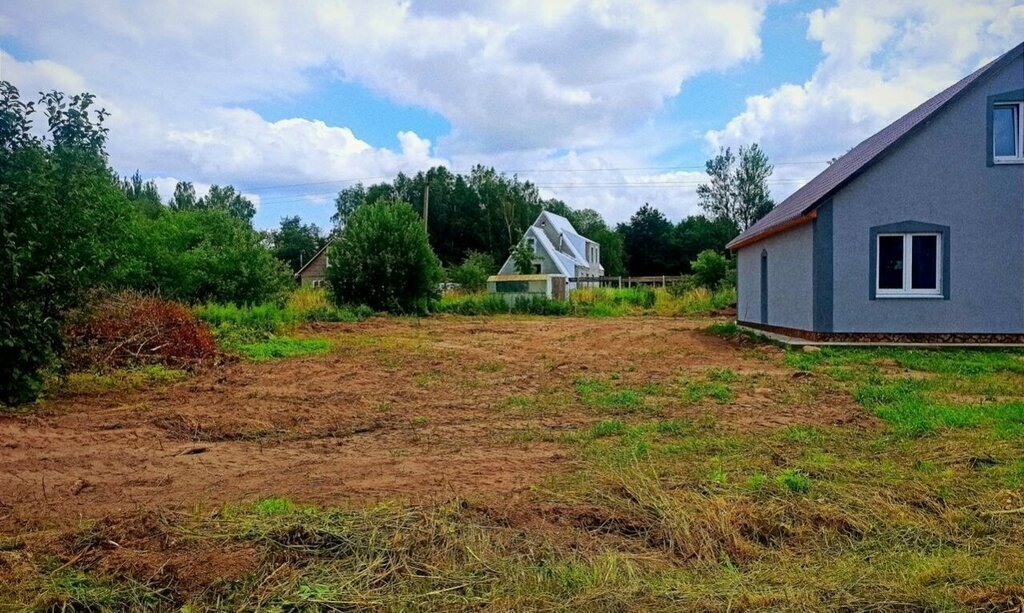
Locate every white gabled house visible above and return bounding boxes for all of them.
[498,211,604,287]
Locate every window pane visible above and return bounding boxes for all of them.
[878,235,904,289]
[993,105,1018,157]
[911,235,938,290]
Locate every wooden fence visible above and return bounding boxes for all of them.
[567,275,686,288]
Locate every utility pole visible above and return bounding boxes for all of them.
[423,182,430,234]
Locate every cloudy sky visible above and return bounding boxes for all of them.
[1,1,1021,229]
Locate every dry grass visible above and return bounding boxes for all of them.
[4,324,1024,611]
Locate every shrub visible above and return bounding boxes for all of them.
[447,252,495,293]
[326,200,443,314]
[691,250,729,289]
[509,240,536,275]
[64,292,218,372]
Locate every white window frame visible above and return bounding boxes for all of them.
[876,232,942,298]
[993,102,1024,164]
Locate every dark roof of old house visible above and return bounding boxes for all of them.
[727,41,1024,250]
[293,237,335,278]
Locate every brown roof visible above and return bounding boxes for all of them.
[727,42,1024,250]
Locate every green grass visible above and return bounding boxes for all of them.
[234,337,331,362]
[786,346,1024,438]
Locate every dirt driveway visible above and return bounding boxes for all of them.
[0,317,867,532]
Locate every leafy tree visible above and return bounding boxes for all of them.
[117,208,292,304]
[326,200,442,314]
[509,239,536,274]
[690,249,729,289]
[673,215,740,271]
[119,171,163,218]
[617,203,675,275]
[200,184,256,223]
[170,181,198,211]
[1,83,132,404]
[697,144,775,230]
[269,216,325,272]
[447,251,494,292]
[332,183,368,228]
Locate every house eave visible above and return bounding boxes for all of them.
[727,211,818,250]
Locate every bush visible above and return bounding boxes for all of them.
[326,200,443,314]
[691,250,730,289]
[447,252,494,293]
[64,292,218,372]
[433,293,570,316]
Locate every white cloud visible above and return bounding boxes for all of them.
[707,0,1024,164]
[2,0,766,153]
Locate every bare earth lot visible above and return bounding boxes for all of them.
[6,316,1023,610]
[0,317,867,531]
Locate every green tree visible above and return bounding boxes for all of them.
[673,215,740,271]
[696,144,775,230]
[118,208,292,305]
[332,183,368,228]
[326,200,442,314]
[1,83,133,404]
[447,251,494,292]
[690,249,729,289]
[617,203,675,275]
[509,239,536,275]
[269,216,325,272]
[200,184,256,223]
[170,181,198,211]
[119,170,163,218]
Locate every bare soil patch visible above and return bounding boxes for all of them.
[0,316,870,532]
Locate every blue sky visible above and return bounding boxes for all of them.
[1,1,1020,229]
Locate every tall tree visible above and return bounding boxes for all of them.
[170,181,198,211]
[201,184,256,223]
[119,171,162,218]
[332,183,368,228]
[673,215,740,272]
[1,84,133,403]
[617,203,675,276]
[270,216,325,272]
[697,144,775,230]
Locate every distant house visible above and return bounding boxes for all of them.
[294,238,334,288]
[727,42,1024,343]
[498,211,604,286]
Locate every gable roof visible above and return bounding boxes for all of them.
[727,41,1024,250]
[293,237,335,278]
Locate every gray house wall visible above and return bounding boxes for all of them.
[737,221,814,330]
[827,54,1024,334]
[737,53,1024,335]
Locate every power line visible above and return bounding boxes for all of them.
[252,178,812,205]
[241,160,832,193]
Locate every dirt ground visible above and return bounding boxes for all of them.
[0,317,870,533]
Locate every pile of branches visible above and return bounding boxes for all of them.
[64,291,218,371]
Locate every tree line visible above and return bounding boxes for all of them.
[272,144,775,279]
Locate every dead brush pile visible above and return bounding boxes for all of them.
[64,291,218,371]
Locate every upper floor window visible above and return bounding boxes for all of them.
[877,233,941,297]
[993,102,1023,163]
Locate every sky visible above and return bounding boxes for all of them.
[1,1,1021,230]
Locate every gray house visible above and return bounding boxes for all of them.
[498,211,604,285]
[728,42,1024,343]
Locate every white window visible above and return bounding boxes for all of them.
[876,233,941,297]
[993,102,1024,163]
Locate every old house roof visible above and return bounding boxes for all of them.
[293,237,335,278]
[727,42,1024,250]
